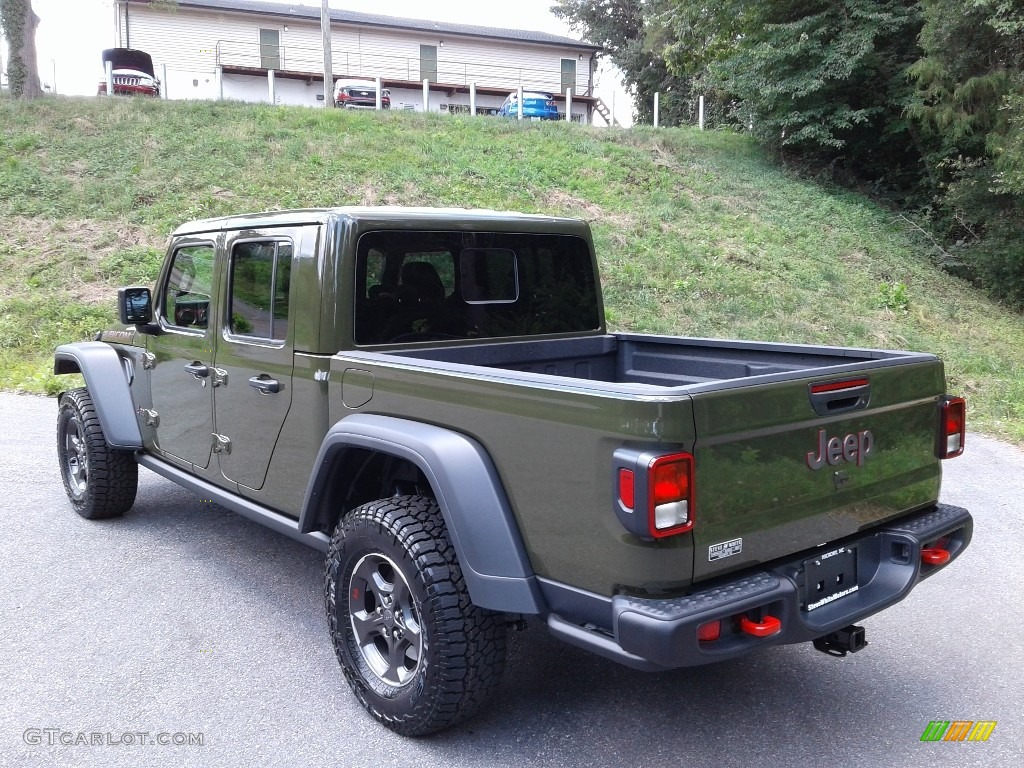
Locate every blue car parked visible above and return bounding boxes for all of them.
[497,90,560,120]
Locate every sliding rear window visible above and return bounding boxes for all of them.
[354,230,600,345]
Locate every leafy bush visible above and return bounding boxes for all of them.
[966,237,1024,310]
[876,281,909,312]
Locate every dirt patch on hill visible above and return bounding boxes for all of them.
[2,216,164,305]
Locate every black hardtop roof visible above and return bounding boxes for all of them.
[171,206,591,237]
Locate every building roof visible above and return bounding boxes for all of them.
[134,0,600,51]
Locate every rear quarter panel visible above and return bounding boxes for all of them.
[328,354,698,597]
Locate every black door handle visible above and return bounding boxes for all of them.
[248,375,280,394]
[184,362,209,378]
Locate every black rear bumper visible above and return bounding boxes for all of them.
[547,503,972,670]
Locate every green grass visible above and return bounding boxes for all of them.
[2,94,1024,442]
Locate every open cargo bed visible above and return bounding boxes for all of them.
[380,332,935,390]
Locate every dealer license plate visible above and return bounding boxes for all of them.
[804,546,858,611]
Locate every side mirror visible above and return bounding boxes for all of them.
[118,286,153,325]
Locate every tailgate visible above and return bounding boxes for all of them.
[690,360,946,583]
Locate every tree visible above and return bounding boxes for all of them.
[907,0,1020,161]
[553,0,693,125]
[906,0,1024,307]
[658,0,925,183]
[0,0,42,99]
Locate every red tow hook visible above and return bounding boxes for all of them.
[921,547,951,566]
[739,614,782,638]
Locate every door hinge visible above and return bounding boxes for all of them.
[141,351,156,370]
[212,433,232,454]
[137,407,160,427]
[211,367,229,387]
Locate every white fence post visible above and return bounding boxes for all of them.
[654,92,660,127]
[105,60,113,96]
[268,69,275,104]
[517,85,523,120]
[469,82,476,115]
[375,76,382,110]
[216,65,223,100]
[161,64,168,100]
[698,94,705,130]
[565,87,572,122]
[422,78,429,112]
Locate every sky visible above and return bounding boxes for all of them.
[17,0,628,122]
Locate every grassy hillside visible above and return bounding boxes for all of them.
[2,94,1023,443]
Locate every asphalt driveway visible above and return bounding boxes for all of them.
[0,392,1019,767]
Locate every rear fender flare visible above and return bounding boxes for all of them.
[54,342,142,450]
[300,414,545,615]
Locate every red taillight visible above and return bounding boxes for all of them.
[697,620,721,642]
[648,453,694,538]
[938,396,966,459]
[613,448,695,540]
[618,468,635,510]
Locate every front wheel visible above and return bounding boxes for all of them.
[324,495,507,735]
[56,388,138,519]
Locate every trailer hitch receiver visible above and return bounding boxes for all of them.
[813,624,867,657]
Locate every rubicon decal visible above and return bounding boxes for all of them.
[806,429,873,470]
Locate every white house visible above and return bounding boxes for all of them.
[112,0,606,122]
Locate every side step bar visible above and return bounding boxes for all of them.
[136,454,330,552]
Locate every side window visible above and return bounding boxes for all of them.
[163,244,214,330]
[229,240,292,341]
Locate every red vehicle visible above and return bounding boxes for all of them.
[333,78,390,109]
[98,48,160,97]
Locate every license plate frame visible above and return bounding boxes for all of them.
[803,546,858,611]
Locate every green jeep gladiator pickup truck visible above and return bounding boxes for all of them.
[53,207,972,735]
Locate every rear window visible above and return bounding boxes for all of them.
[354,230,600,344]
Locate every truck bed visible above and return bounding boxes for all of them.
[339,332,944,593]
[379,332,932,391]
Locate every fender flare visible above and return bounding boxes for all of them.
[300,413,545,615]
[54,342,143,450]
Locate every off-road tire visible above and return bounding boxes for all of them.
[324,494,507,736]
[56,388,138,519]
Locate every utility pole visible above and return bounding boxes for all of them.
[321,0,334,107]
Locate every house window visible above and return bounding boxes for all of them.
[420,45,437,82]
[560,58,577,96]
[259,28,281,70]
